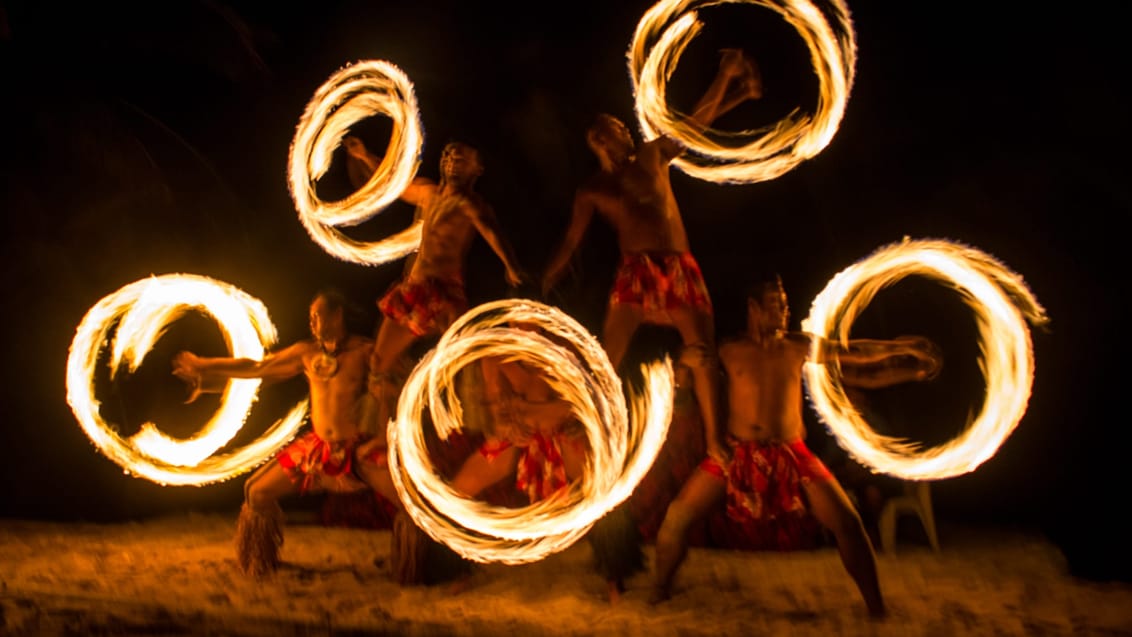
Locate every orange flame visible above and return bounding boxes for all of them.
[288,60,425,265]
[802,238,1049,480]
[387,300,674,564]
[629,0,856,183]
[65,275,308,486]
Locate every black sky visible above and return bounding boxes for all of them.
[1,1,1127,581]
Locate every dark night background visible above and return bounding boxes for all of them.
[1,1,1127,582]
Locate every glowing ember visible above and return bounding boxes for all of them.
[387,299,674,564]
[65,274,308,486]
[628,0,856,183]
[288,59,425,265]
[801,238,1049,480]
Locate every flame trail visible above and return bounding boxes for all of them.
[288,60,425,265]
[65,274,308,486]
[629,0,856,183]
[387,300,674,564]
[802,238,1049,480]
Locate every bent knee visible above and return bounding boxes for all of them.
[245,482,279,510]
[658,500,702,537]
[678,343,719,373]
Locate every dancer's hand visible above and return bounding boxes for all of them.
[172,351,204,404]
[897,335,943,381]
[505,266,526,289]
[719,48,763,99]
[343,135,369,161]
[707,437,732,468]
[540,269,563,299]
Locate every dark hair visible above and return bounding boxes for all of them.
[744,272,784,303]
[585,113,622,154]
[312,287,348,313]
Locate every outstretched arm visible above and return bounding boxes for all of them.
[344,135,435,204]
[542,188,597,297]
[813,335,943,388]
[172,342,307,403]
[654,48,764,161]
[465,200,525,288]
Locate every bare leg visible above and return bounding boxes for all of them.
[451,444,521,498]
[369,318,421,430]
[601,304,644,372]
[430,446,521,591]
[354,449,402,511]
[649,467,726,604]
[669,307,725,460]
[564,434,642,605]
[355,448,416,583]
[237,462,300,578]
[804,478,887,618]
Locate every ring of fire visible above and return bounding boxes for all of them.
[65,274,308,486]
[288,59,425,266]
[386,299,674,564]
[629,0,856,184]
[801,238,1049,481]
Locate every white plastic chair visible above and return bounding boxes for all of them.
[878,481,940,553]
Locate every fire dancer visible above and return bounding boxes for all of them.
[447,339,645,604]
[173,288,403,578]
[344,137,526,433]
[649,274,942,617]
[542,48,764,469]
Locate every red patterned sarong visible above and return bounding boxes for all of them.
[277,431,388,495]
[609,252,713,317]
[701,437,831,550]
[378,275,467,337]
[478,433,583,503]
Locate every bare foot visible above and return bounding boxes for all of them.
[447,573,475,596]
[607,578,625,605]
[646,587,670,606]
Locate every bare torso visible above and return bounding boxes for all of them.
[408,187,484,280]
[583,145,690,254]
[303,334,374,443]
[482,356,588,480]
[719,332,811,443]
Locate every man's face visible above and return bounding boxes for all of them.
[309,297,343,342]
[593,115,633,155]
[440,143,483,180]
[750,284,789,333]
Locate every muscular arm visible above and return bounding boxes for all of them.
[698,341,736,459]
[542,188,597,295]
[172,342,307,402]
[398,176,436,208]
[811,335,943,387]
[344,135,435,205]
[465,200,524,287]
[654,49,763,162]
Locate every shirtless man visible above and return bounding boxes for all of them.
[449,343,645,604]
[451,353,587,504]
[172,289,400,578]
[345,138,526,432]
[542,49,763,467]
[649,274,943,617]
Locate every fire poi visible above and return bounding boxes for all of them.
[65,274,308,486]
[629,0,856,183]
[387,299,674,564]
[802,238,1049,480]
[288,59,425,266]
